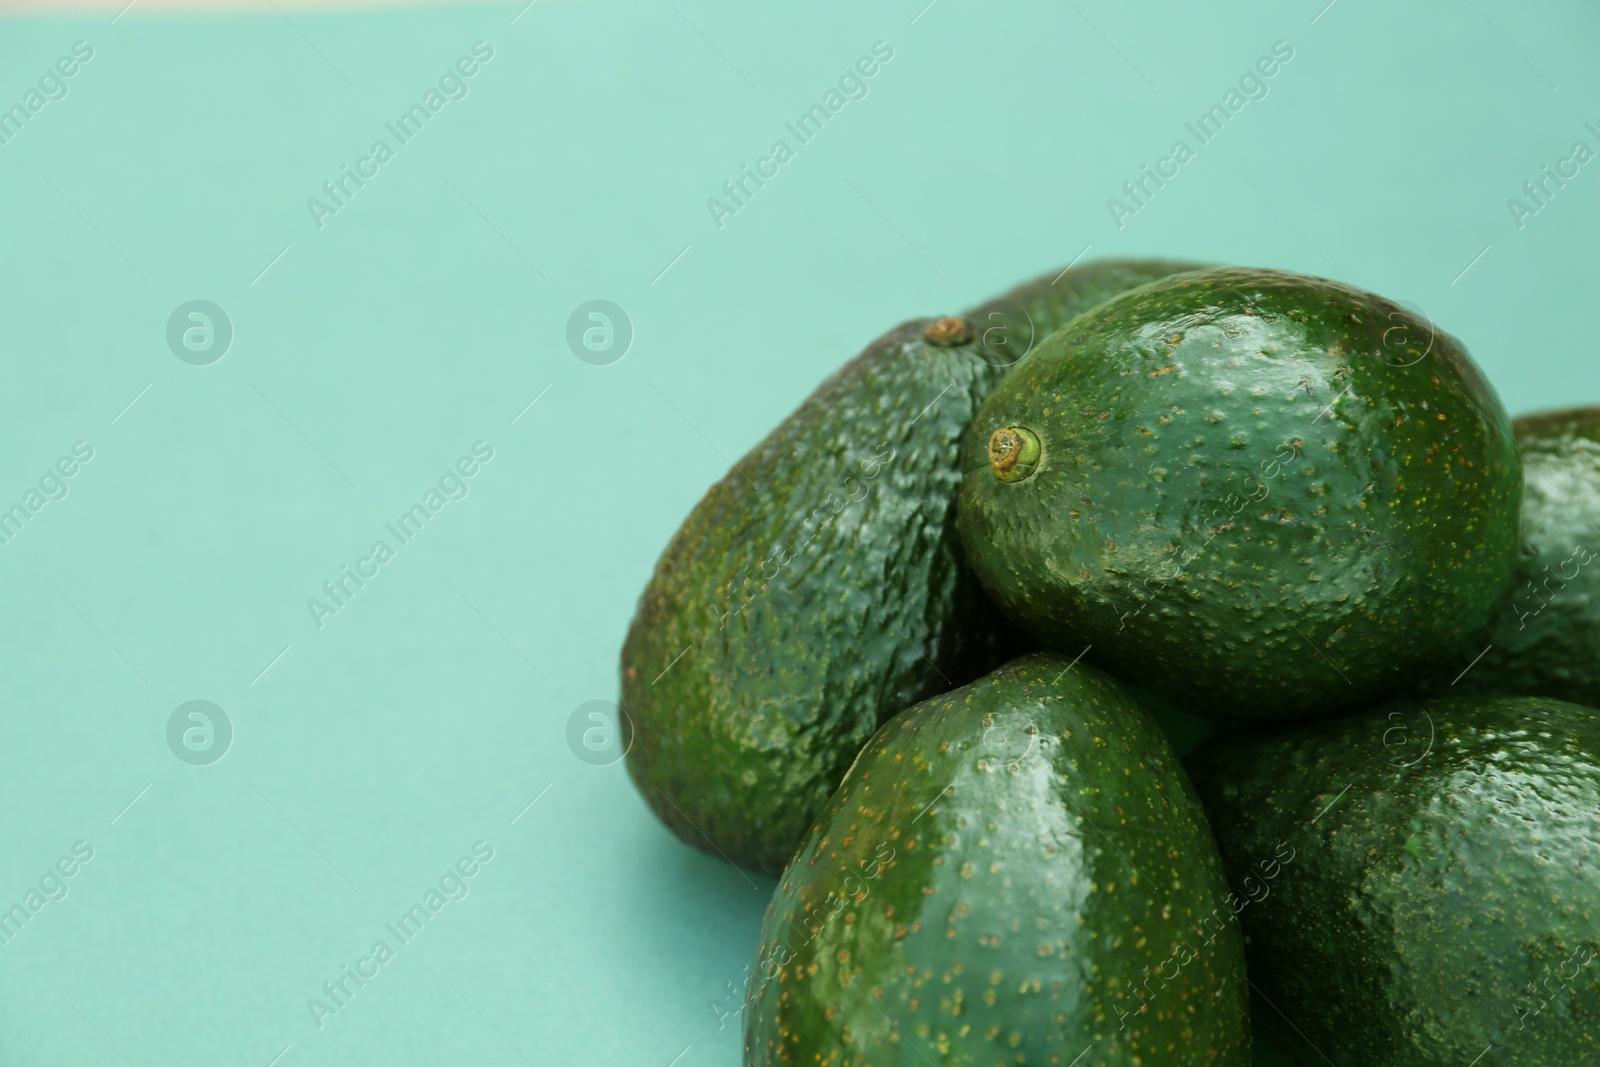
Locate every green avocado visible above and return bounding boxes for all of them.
[743,652,1251,1067]
[622,259,1201,876]
[1433,407,1600,705]
[957,266,1522,720]
[967,258,1212,371]
[1188,695,1600,1067]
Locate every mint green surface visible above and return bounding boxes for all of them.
[0,2,1593,1064]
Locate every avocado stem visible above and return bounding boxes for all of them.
[923,317,974,347]
[989,427,1041,482]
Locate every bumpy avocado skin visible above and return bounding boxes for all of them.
[743,653,1251,1067]
[958,266,1522,720]
[622,261,1201,876]
[1188,696,1600,1067]
[1438,407,1600,705]
[967,259,1208,370]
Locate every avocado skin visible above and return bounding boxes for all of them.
[958,266,1522,720]
[1187,696,1600,1067]
[1435,407,1600,705]
[622,260,1201,876]
[968,259,1209,369]
[743,652,1251,1067]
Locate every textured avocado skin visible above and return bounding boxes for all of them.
[1436,407,1600,704]
[743,652,1251,1067]
[1188,696,1600,1067]
[967,259,1209,370]
[622,260,1201,876]
[958,266,1522,720]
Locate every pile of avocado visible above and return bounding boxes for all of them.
[620,260,1600,1066]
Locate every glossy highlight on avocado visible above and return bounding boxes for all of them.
[1440,406,1600,705]
[1188,695,1600,1067]
[622,259,1204,875]
[744,653,1251,1067]
[958,266,1523,720]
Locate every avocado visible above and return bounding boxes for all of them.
[1433,407,1600,705]
[622,259,1202,876]
[967,258,1212,371]
[957,266,1522,720]
[1188,695,1600,1067]
[744,652,1251,1067]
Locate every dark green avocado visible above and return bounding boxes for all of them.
[1435,407,1600,705]
[622,260,1201,876]
[967,258,1210,371]
[742,652,1251,1067]
[1188,695,1600,1067]
[957,266,1522,720]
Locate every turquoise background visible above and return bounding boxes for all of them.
[0,0,1594,1063]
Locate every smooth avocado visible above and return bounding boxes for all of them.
[622,260,1201,876]
[1188,695,1600,1066]
[1435,406,1600,705]
[743,652,1252,1067]
[958,266,1522,720]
